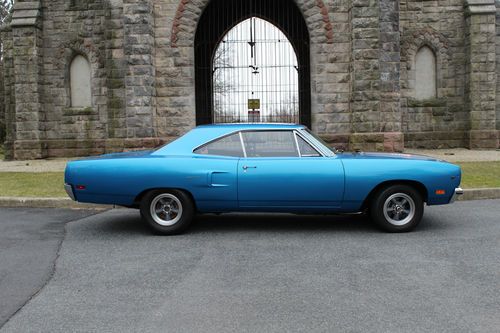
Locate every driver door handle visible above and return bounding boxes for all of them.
[242,165,257,170]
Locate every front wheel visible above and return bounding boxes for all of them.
[370,185,424,232]
[140,190,195,235]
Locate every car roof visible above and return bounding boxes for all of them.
[153,123,306,156]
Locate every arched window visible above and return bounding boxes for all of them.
[70,55,92,108]
[415,46,437,100]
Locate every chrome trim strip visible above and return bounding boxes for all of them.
[64,184,76,201]
[293,131,301,158]
[239,131,247,158]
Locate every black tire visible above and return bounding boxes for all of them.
[140,189,195,235]
[369,184,424,232]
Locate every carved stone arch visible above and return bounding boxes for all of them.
[58,38,100,108]
[402,28,450,69]
[190,0,313,126]
[170,0,333,47]
[401,27,450,99]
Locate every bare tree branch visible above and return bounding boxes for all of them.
[0,0,13,25]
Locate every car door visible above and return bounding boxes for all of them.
[237,130,345,210]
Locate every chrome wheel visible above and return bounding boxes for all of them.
[150,193,183,226]
[383,193,415,226]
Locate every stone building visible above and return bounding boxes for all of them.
[0,0,499,160]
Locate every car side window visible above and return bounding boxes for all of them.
[194,133,244,157]
[242,131,299,157]
[296,134,321,157]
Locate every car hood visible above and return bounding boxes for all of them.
[337,152,443,162]
[73,150,154,161]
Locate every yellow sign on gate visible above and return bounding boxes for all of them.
[248,99,260,110]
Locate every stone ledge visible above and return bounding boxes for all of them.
[12,1,40,11]
[11,1,41,27]
[407,97,447,108]
[464,0,496,15]
[63,107,97,116]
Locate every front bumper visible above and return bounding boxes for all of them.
[64,184,76,201]
[450,187,463,203]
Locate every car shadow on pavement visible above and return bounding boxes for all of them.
[191,213,377,234]
[92,209,446,236]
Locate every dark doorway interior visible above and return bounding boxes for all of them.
[195,0,311,127]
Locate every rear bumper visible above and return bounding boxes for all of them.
[450,187,463,203]
[64,184,76,201]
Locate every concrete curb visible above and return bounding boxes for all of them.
[0,188,499,209]
[0,197,112,209]
[457,188,500,201]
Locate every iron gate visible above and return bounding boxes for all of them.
[195,0,311,126]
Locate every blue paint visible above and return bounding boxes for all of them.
[65,124,461,212]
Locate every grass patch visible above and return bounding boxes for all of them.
[457,161,500,189]
[0,145,4,160]
[0,172,66,197]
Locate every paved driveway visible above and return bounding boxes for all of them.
[0,208,99,327]
[1,201,500,332]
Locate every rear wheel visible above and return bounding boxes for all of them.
[140,189,194,235]
[370,184,424,232]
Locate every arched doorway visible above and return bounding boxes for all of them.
[195,0,311,127]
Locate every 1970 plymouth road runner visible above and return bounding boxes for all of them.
[65,124,463,235]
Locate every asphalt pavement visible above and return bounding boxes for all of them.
[1,201,500,332]
[0,208,99,328]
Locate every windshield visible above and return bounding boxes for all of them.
[300,129,336,156]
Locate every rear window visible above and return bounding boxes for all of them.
[194,133,244,157]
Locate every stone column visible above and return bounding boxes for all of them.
[0,61,4,145]
[378,0,403,151]
[349,0,402,151]
[465,0,499,148]
[10,1,45,159]
[123,0,156,143]
[105,0,126,143]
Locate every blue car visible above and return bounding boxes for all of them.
[64,124,463,234]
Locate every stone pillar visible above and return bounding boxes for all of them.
[378,0,403,152]
[123,0,155,141]
[0,61,4,145]
[465,0,499,148]
[10,1,45,159]
[349,0,402,151]
[105,0,126,141]
[0,25,13,160]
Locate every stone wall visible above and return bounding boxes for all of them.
[400,0,468,148]
[0,0,499,160]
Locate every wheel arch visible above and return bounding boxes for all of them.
[133,188,197,210]
[361,180,428,211]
